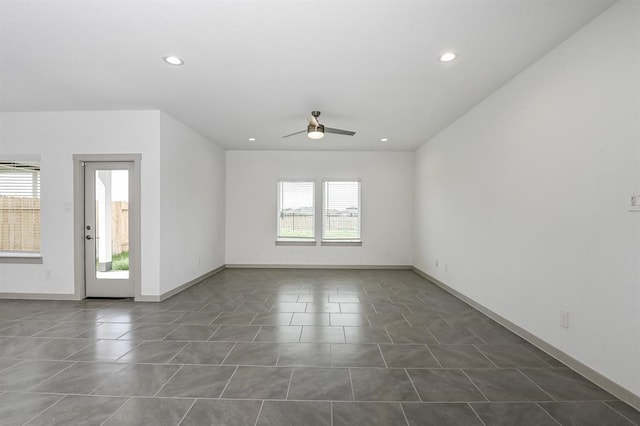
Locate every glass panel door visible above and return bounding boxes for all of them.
[84,162,134,298]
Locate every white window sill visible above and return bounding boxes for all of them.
[0,252,43,264]
[275,239,317,246]
[321,240,363,246]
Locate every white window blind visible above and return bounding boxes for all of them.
[0,161,41,253]
[323,180,361,241]
[277,181,315,239]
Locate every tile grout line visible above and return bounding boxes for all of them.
[209,311,224,325]
[471,343,500,369]
[59,340,95,361]
[85,363,130,395]
[176,398,198,426]
[534,402,563,425]
[218,365,239,398]
[425,328,440,345]
[98,396,131,426]
[219,342,239,365]
[400,312,412,328]
[466,402,488,426]
[274,342,284,367]
[19,393,66,425]
[24,360,78,392]
[284,368,294,400]
[348,368,356,401]
[169,311,187,324]
[152,364,184,397]
[330,400,334,426]
[383,325,394,345]
[401,302,414,315]
[603,401,640,425]
[253,325,263,343]
[460,369,491,403]
[520,343,557,368]
[165,342,190,364]
[401,367,422,403]
[377,344,389,368]
[516,368,558,402]
[424,344,444,369]
[397,402,411,426]
[467,328,488,345]
[253,400,265,426]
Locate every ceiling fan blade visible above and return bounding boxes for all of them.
[282,129,307,138]
[325,127,356,136]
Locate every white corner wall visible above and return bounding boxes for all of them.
[159,112,226,295]
[0,111,162,297]
[225,151,413,266]
[414,0,640,398]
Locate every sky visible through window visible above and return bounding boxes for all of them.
[280,182,313,210]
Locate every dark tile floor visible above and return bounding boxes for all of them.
[0,269,638,425]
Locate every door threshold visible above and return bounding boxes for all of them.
[84,297,133,301]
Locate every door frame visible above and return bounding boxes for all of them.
[73,154,142,300]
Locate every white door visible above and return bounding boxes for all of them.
[84,162,134,298]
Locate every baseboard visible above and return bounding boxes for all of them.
[136,265,226,302]
[225,264,413,270]
[412,267,640,411]
[0,292,79,301]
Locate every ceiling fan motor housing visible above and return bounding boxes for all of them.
[307,123,325,139]
[282,110,354,139]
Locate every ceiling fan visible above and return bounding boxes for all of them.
[282,111,356,140]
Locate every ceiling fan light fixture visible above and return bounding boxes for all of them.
[307,124,325,140]
[439,52,457,62]
[283,111,353,139]
[163,55,184,65]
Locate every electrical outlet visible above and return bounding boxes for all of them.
[559,310,569,328]
[436,260,439,268]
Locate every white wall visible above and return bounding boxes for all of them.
[414,0,640,397]
[0,111,162,296]
[159,112,226,294]
[226,151,413,266]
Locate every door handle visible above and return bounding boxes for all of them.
[85,235,94,240]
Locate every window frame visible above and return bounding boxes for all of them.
[0,156,43,263]
[275,179,317,245]
[321,178,362,245]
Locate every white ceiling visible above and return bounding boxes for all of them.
[0,0,616,151]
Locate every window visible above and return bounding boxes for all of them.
[323,180,361,241]
[277,180,315,240]
[0,160,41,255]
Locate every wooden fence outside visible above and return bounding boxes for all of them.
[279,213,360,238]
[109,201,129,255]
[0,197,129,254]
[0,196,40,251]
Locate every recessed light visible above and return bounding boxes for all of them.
[439,52,457,62]
[248,138,256,142]
[163,56,184,65]
[380,138,389,142]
